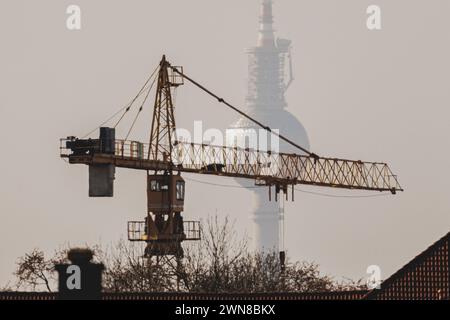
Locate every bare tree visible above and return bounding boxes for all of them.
[14,216,366,293]
[167,216,365,293]
[14,249,56,292]
[100,240,176,293]
[178,216,248,292]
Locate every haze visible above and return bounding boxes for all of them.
[0,0,449,286]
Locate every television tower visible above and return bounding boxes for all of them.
[231,0,310,252]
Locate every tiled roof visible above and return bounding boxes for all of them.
[102,291,368,300]
[364,232,449,300]
[0,290,367,301]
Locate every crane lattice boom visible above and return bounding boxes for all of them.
[61,138,402,193]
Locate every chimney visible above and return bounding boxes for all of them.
[55,248,104,300]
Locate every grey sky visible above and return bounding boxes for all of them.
[0,0,449,286]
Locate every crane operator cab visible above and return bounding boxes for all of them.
[128,172,200,258]
[147,173,185,213]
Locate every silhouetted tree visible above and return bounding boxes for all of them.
[14,216,366,293]
[14,249,60,292]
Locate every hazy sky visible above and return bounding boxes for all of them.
[1,0,449,287]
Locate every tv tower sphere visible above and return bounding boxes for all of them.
[230,0,310,252]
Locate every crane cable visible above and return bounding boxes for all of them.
[81,64,160,138]
[124,71,159,140]
[114,65,160,128]
[184,177,393,198]
[279,195,285,254]
[169,65,318,159]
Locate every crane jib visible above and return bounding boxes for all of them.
[61,137,402,194]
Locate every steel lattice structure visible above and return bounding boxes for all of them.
[62,137,402,193]
[60,55,403,259]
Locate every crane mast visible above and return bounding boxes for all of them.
[60,55,403,257]
[148,55,180,162]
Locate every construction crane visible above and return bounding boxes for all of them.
[60,55,402,258]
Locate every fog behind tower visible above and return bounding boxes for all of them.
[231,0,310,252]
